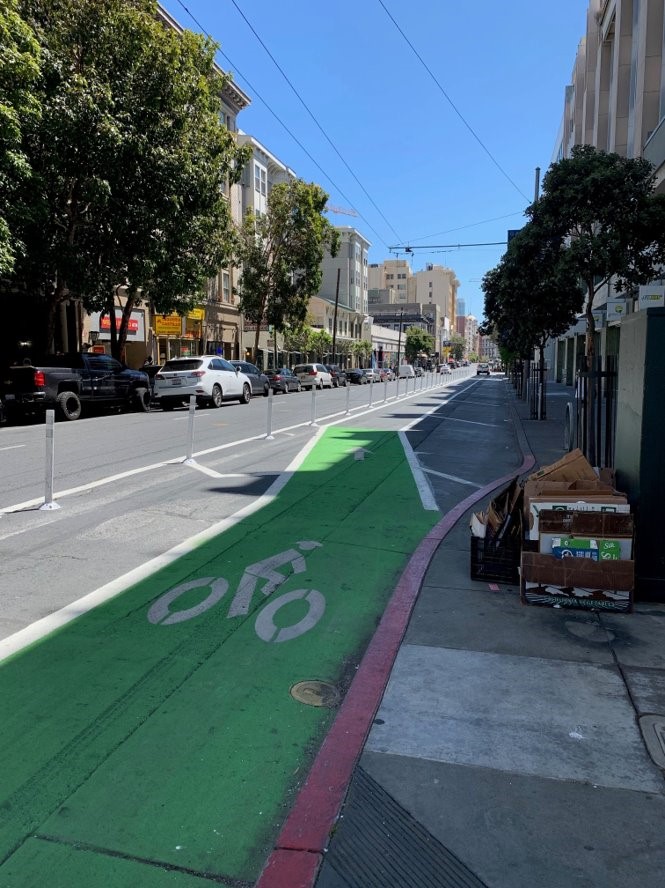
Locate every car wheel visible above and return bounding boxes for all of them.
[263,382,270,397]
[296,382,302,393]
[57,390,82,421]
[239,383,251,404]
[133,387,151,413]
[210,384,223,408]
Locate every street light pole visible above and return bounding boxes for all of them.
[395,308,404,367]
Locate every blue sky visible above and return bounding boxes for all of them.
[162,0,589,320]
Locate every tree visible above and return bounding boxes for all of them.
[450,334,465,362]
[404,326,434,363]
[0,0,40,275]
[12,0,250,356]
[351,339,372,366]
[308,329,332,360]
[238,178,339,362]
[481,220,584,360]
[531,145,665,364]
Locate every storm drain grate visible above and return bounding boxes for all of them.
[639,715,665,769]
[315,766,489,888]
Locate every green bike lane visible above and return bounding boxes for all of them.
[0,427,439,887]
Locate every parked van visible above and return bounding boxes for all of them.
[398,364,415,379]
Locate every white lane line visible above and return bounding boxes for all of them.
[400,381,479,432]
[0,445,26,452]
[422,467,483,488]
[442,417,502,428]
[399,431,438,511]
[184,462,224,479]
[0,430,322,664]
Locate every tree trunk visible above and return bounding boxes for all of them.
[116,291,137,365]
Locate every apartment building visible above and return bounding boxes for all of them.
[312,228,371,358]
[552,0,665,383]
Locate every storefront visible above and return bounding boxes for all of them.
[86,309,147,368]
[155,309,203,364]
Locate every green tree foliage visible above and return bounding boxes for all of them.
[404,326,434,362]
[13,0,250,355]
[308,329,332,360]
[482,220,584,358]
[0,0,40,274]
[450,334,465,362]
[238,178,339,361]
[351,339,371,365]
[531,145,665,360]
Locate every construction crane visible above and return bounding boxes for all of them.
[325,204,359,217]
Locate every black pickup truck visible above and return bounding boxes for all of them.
[3,353,151,421]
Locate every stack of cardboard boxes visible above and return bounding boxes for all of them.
[470,449,635,612]
[520,450,634,612]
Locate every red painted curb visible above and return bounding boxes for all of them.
[256,447,535,887]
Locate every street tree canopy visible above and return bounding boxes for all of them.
[530,145,665,360]
[238,179,339,362]
[481,220,584,358]
[404,326,434,362]
[12,0,251,355]
[0,0,40,275]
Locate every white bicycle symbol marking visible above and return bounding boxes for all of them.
[147,541,325,643]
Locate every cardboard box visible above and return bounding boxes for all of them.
[550,537,622,560]
[523,479,618,516]
[527,496,629,540]
[528,449,598,484]
[520,552,633,611]
[538,510,634,560]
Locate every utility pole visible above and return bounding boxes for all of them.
[331,268,341,365]
[395,308,404,367]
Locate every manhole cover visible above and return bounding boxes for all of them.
[290,680,340,707]
[639,715,665,769]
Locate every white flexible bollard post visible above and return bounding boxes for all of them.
[184,395,196,464]
[310,384,318,427]
[266,385,274,440]
[39,409,60,511]
[345,381,351,415]
[368,378,374,407]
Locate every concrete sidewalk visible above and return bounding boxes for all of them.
[310,377,665,888]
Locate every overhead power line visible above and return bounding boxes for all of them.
[172,0,391,249]
[377,0,530,204]
[390,242,508,252]
[228,0,403,243]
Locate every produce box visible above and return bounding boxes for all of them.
[526,496,629,540]
[520,552,634,612]
[550,537,622,561]
[527,449,598,484]
[538,510,634,559]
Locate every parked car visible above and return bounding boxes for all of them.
[476,362,491,376]
[398,364,416,379]
[264,367,302,394]
[438,364,451,375]
[379,367,394,382]
[292,363,333,389]
[324,364,348,387]
[154,356,252,409]
[3,353,151,421]
[230,360,269,397]
[414,366,424,377]
[363,368,380,383]
[347,368,368,384]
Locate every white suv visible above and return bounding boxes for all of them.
[292,363,333,389]
[155,356,252,410]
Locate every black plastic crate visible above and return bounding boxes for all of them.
[470,535,520,584]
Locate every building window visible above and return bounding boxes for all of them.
[222,271,231,303]
[254,164,267,196]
